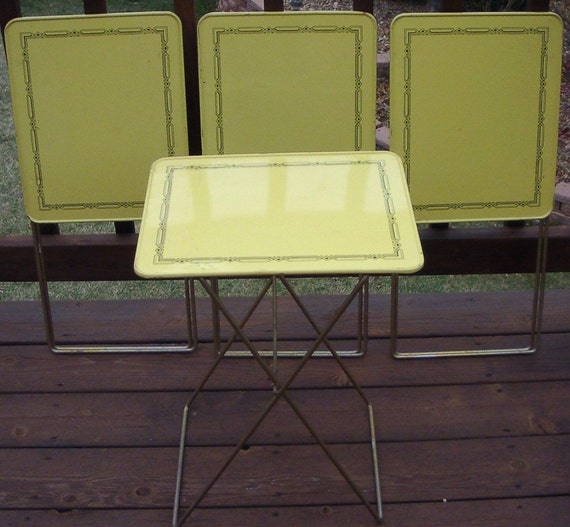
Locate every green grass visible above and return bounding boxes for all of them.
[18,0,216,19]
[1,0,569,303]
[3,271,570,302]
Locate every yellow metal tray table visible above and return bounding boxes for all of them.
[5,12,195,353]
[389,13,563,358]
[196,11,379,357]
[135,152,423,278]
[134,150,424,526]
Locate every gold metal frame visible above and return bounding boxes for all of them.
[390,219,549,358]
[32,222,197,354]
[172,276,382,527]
[388,13,562,358]
[210,276,369,357]
[133,151,424,524]
[6,13,196,353]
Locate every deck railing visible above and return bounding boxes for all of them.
[1,0,568,287]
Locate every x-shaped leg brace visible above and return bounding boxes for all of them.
[211,275,369,357]
[173,275,382,527]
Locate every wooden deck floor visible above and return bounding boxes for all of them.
[1,287,569,526]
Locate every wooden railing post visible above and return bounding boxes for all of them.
[526,0,550,10]
[173,0,202,155]
[353,0,374,14]
[264,0,285,11]
[0,0,21,47]
[83,0,107,14]
[437,0,465,11]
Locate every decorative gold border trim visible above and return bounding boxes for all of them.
[210,24,367,154]
[402,25,550,213]
[153,160,405,267]
[19,25,176,212]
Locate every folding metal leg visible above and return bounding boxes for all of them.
[211,275,369,357]
[173,275,382,527]
[391,219,550,358]
[32,222,198,353]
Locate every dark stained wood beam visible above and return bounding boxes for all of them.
[264,0,285,11]
[0,0,21,48]
[83,0,107,14]
[417,225,570,275]
[1,226,569,282]
[526,0,550,10]
[353,0,374,14]
[437,0,465,11]
[174,0,202,155]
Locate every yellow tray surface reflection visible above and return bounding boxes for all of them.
[135,152,424,278]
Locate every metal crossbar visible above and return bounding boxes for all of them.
[391,219,550,358]
[210,276,369,357]
[173,275,382,527]
[32,222,198,353]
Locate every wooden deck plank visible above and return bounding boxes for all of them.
[1,291,568,526]
[1,381,568,447]
[0,436,568,509]
[1,332,569,393]
[1,496,569,527]
[2,289,570,345]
